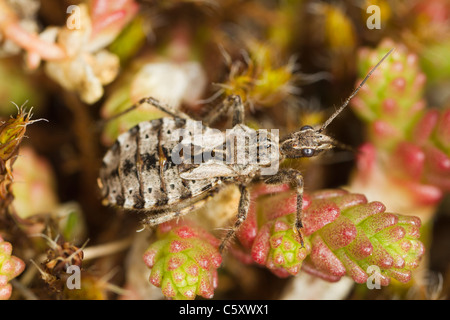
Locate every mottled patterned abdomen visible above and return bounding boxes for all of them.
[99,118,220,211]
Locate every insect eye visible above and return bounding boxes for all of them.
[300,125,313,131]
[301,148,315,157]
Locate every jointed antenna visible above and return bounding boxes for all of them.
[319,48,395,133]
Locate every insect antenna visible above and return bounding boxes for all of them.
[318,48,395,133]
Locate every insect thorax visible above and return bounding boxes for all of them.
[174,123,281,179]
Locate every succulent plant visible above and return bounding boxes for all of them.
[252,213,311,278]
[351,39,427,150]
[143,222,222,300]
[142,184,425,299]
[245,187,425,285]
[350,40,450,223]
[394,108,450,192]
[0,235,25,300]
[303,190,424,285]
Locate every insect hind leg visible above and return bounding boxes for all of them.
[98,96,192,130]
[137,97,191,120]
[141,208,191,227]
[139,196,210,229]
[141,203,198,228]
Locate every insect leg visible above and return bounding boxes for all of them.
[99,96,191,129]
[137,97,191,119]
[140,196,211,229]
[141,206,195,227]
[204,95,245,127]
[219,184,250,253]
[264,168,305,247]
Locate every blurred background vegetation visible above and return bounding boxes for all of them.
[0,0,449,300]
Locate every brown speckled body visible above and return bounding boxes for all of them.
[99,118,222,214]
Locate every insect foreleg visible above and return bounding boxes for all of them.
[204,95,245,127]
[219,184,250,253]
[265,168,305,247]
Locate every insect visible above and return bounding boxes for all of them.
[98,49,393,252]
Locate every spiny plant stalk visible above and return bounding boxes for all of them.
[0,103,46,213]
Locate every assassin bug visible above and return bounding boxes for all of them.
[98,48,393,252]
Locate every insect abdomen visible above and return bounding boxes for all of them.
[99,118,219,210]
